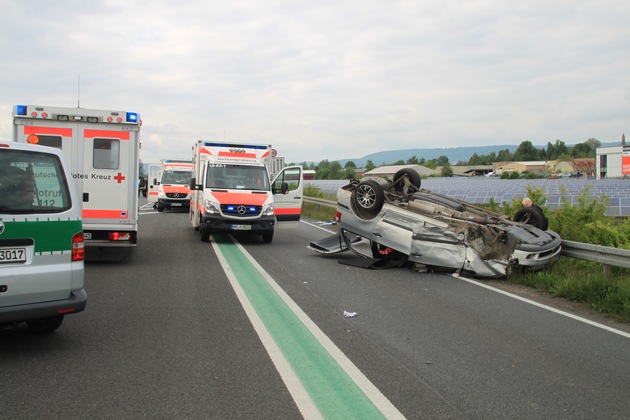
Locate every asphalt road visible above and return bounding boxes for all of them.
[1,204,629,419]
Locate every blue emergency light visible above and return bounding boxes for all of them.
[16,105,27,115]
[225,205,258,214]
[202,141,269,150]
[126,112,138,123]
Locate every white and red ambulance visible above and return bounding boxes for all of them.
[155,159,193,212]
[12,105,141,248]
[189,140,303,243]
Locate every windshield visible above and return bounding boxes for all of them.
[0,149,72,214]
[161,170,192,185]
[205,164,270,191]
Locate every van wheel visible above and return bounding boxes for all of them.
[392,169,421,194]
[26,316,64,333]
[200,228,210,242]
[262,233,274,243]
[513,207,548,230]
[157,205,164,212]
[351,179,385,220]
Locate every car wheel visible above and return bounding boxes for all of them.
[200,228,210,242]
[351,179,385,219]
[392,169,421,194]
[513,207,548,230]
[157,205,164,212]
[26,315,64,333]
[262,233,273,243]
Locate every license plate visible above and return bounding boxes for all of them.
[0,248,27,264]
[171,203,182,207]
[231,224,251,231]
[84,232,92,240]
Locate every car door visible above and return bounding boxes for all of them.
[271,166,303,221]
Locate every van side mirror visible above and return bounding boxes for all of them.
[281,182,289,194]
[189,178,199,190]
[153,178,158,185]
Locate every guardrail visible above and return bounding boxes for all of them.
[303,197,630,270]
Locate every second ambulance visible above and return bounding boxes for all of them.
[189,141,303,243]
[155,159,193,212]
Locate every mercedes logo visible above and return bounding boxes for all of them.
[237,205,247,215]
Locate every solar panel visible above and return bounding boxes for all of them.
[305,177,630,216]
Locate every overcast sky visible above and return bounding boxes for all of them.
[1,0,628,164]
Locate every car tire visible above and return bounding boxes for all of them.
[392,169,421,194]
[513,207,548,230]
[26,315,64,333]
[351,179,385,219]
[157,205,164,212]
[262,233,274,243]
[200,228,210,242]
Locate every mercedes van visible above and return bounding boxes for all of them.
[0,142,86,332]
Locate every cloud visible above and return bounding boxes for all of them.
[1,0,629,164]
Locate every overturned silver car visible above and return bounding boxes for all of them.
[311,170,561,278]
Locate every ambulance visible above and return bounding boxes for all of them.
[189,140,303,243]
[145,161,162,206]
[155,159,193,212]
[12,105,141,249]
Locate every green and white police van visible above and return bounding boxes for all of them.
[0,141,86,332]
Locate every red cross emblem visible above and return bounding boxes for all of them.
[114,172,126,183]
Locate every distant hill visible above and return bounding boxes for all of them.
[333,142,618,168]
[336,145,520,167]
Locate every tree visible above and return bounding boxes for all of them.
[365,160,376,172]
[139,160,145,178]
[547,139,568,160]
[424,160,437,169]
[584,138,601,150]
[512,141,540,161]
[468,153,481,165]
[571,142,594,158]
[436,155,449,166]
[329,161,344,179]
[496,149,512,162]
[440,162,453,177]
[407,155,419,165]
[344,161,356,169]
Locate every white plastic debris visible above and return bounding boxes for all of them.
[343,310,357,318]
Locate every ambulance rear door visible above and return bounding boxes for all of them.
[147,162,162,205]
[80,126,139,234]
[271,166,303,221]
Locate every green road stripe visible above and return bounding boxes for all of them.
[214,235,387,420]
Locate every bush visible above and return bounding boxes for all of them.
[304,184,325,198]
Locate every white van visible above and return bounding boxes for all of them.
[0,142,86,332]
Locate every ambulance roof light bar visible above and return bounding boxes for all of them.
[15,105,139,125]
[201,141,270,150]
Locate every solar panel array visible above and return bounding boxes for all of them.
[305,177,630,217]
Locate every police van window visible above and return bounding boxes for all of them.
[93,138,120,170]
[0,151,72,214]
[37,135,63,149]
